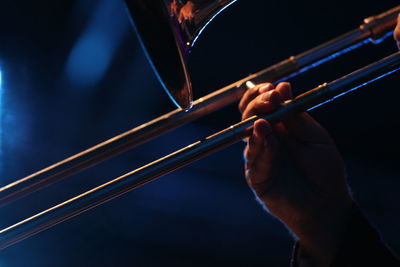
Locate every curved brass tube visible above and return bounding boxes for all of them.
[0,5,399,207]
[0,51,399,250]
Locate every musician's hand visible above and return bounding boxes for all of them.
[239,82,353,266]
[395,14,400,49]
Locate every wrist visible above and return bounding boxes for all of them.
[291,198,354,266]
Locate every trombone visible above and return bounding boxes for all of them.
[0,1,399,250]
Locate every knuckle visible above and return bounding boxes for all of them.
[279,81,291,87]
[394,26,400,38]
[254,93,266,104]
[238,102,244,113]
[395,30,400,42]
[239,86,261,113]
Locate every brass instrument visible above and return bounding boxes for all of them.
[0,1,399,250]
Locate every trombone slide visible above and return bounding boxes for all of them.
[1,5,399,206]
[1,51,399,250]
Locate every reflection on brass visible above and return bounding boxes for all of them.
[0,2,398,250]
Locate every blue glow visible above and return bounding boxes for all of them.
[275,39,371,84]
[307,67,400,112]
[65,0,128,89]
[191,0,238,47]
[370,31,394,44]
[0,69,2,171]
[66,31,113,88]
[301,40,371,72]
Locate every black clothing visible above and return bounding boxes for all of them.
[291,204,400,267]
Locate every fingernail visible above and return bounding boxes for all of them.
[261,91,272,102]
[259,83,273,93]
[246,81,256,89]
[263,89,280,101]
[263,90,282,103]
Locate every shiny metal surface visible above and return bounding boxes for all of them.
[0,5,398,207]
[125,0,237,110]
[1,2,399,265]
[1,51,399,250]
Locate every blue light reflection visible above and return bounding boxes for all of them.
[307,67,400,112]
[65,0,128,89]
[0,69,2,173]
[191,0,238,47]
[66,31,113,88]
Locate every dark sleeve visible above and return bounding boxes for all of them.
[291,203,400,267]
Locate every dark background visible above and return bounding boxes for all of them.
[0,0,399,266]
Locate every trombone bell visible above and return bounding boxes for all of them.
[124,0,237,110]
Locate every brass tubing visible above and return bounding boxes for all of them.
[1,51,399,250]
[1,6,398,206]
